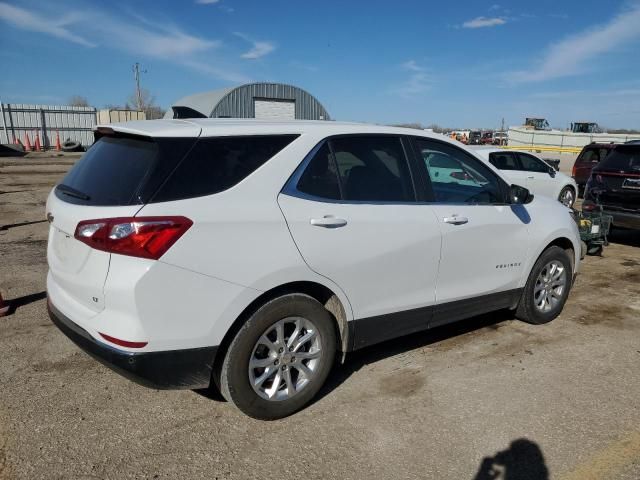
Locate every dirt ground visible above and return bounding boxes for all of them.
[1,153,639,480]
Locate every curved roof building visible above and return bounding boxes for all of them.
[165,82,330,121]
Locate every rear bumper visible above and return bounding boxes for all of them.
[48,299,217,390]
[603,209,640,230]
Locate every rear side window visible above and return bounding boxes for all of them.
[579,147,609,164]
[331,136,415,202]
[56,136,195,206]
[598,146,640,172]
[296,143,341,200]
[153,135,298,202]
[295,135,415,202]
[489,152,519,170]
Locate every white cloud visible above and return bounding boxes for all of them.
[0,2,250,83]
[234,32,276,59]
[393,60,432,97]
[401,60,425,72]
[181,59,251,83]
[98,15,219,58]
[0,2,95,47]
[462,16,506,28]
[195,0,219,3]
[509,3,640,83]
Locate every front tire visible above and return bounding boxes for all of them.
[516,246,573,325]
[219,294,336,420]
[559,186,576,208]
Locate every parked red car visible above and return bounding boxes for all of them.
[480,132,494,145]
[571,143,616,192]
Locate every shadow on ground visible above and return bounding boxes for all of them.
[3,291,47,316]
[473,438,549,480]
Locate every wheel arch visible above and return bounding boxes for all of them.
[542,236,576,272]
[213,281,351,381]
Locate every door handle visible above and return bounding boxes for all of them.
[527,176,534,179]
[310,216,347,228]
[443,216,469,225]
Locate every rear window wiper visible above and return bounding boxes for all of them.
[56,184,91,201]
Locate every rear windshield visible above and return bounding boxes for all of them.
[56,136,194,206]
[56,134,298,206]
[598,146,640,173]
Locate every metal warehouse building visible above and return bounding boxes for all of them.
[165,82,330,121]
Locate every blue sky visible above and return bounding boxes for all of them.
[1,0,640,129]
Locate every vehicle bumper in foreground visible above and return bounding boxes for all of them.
[48,299,217,390]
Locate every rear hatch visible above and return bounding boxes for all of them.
[591,145,640,211]
[47,131,198,313]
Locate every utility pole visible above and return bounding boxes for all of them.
[132,62,147,111]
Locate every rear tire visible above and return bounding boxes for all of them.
[516,246,573,325]
[219,294,336,420]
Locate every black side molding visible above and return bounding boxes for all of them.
[349,289,523,351]
[48,300,217,390]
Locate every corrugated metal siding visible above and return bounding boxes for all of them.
[0,103,97,147]
[210,83,330,120]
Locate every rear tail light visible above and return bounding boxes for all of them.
[582,201,596,212]
[571,164,576,177]
[74,216,192,259]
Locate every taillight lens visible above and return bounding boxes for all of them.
[74,216,193,259]
[571,164,576,177]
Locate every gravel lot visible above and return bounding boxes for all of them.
[1,153,639,480]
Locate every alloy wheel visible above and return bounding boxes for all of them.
[248,317,322,401]
[533,261,567,312]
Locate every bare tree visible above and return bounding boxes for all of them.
[126,88,166,119]
[68,95,90,107]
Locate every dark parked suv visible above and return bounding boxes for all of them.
[572,143,616,191]
[584,142,640,229]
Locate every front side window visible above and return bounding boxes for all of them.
[517,153,550,173]
[415,139,504,204]
[489,152,519,171]
[295,135,415,202]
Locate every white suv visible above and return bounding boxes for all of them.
[46,119,582,419]
[474,148,578,208]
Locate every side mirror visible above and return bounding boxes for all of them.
[548,166,556,177]
[509,184,534,204]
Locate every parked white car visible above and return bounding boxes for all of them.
[474,148,578,207]
[46,120,582,419]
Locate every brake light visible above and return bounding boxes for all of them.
[74,216,193,259]
[582,202,596,212]
[571,164,576,177]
